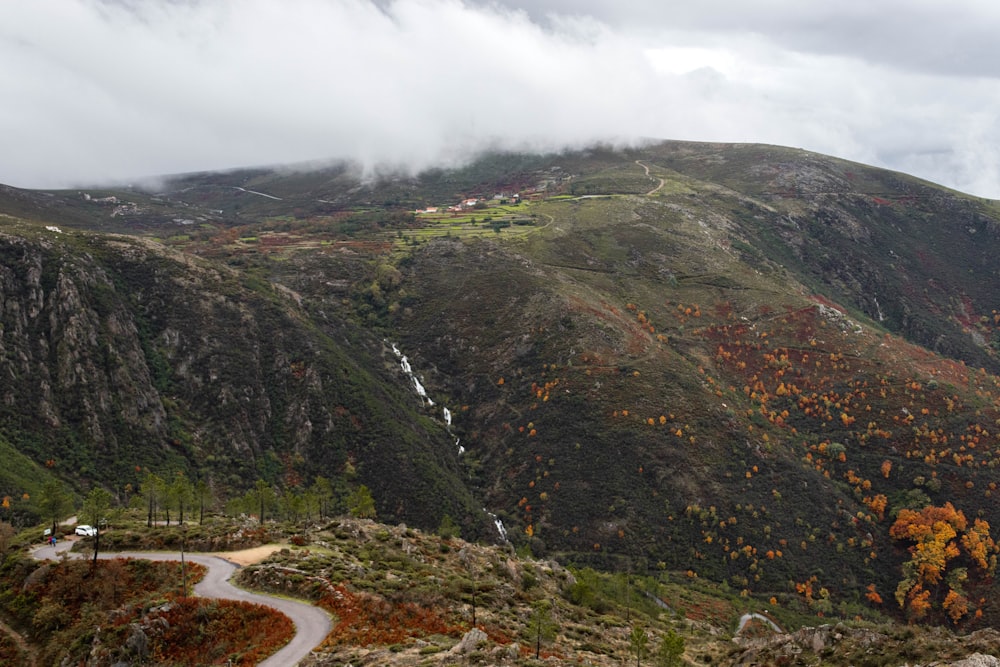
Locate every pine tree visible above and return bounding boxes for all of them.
[82,487,113,566]
[347,485,376,519]
[656,628,685,667]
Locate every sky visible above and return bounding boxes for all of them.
[2,0,1000,197]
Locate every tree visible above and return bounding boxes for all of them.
[195,478,212,524]
[311,476,334,519]
[656,629,685,667]
[890,502,998,622]
[169,472,194,525]
[224,495,244,518]
[279,487,306,523]
[141,471,164,528]
[252,479,276,525]
[438,514,460,540]
[82,487,113,567]
[529,600,557,659]
[301,488,319,521]
[346,485,376,519]
[630,625,649,667]
[37,478,72,537]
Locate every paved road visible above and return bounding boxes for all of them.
[31,540,331,666]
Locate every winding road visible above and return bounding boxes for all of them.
[31,539,331,666]
[635,160,667,196]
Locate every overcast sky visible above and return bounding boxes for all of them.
[3,0,1000,197]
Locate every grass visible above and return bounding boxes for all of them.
[396,203,543,247]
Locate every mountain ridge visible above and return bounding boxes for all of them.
[3,140,1000,629]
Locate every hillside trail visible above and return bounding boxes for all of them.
[736,612,784,635]
[31,537,331,667]
[0,614,35,667]
[635,160,667,196]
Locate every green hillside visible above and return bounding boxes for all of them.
[3,141,1000,632]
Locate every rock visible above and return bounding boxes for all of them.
[946,655,1000,667]
[731,623,891,665]
[490,642,521,664]
[504,558,520,582]
[124,623,149,660]
[967,629,1000,644]
[451,627,488,654]
[810,626,828,653]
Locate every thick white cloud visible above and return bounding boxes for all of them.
[1,0,998,197]
[503,0,1000,77]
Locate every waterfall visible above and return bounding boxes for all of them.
[389,341,506,541]
[485,509,510,543]
[873,296,885,322]
[389,341,462,452]
[390,343,433,407]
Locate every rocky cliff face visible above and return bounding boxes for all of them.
[0,233,165,473]
[0,227,480,532]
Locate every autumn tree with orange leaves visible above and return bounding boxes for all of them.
[890,502,997,623]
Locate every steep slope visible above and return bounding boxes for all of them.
[637,142,1000,370]
[387,199,879,584]
[349,145,1000,624]
[0,220,483,533]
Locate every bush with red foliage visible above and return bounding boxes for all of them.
[318,583,465,647]
[1,555,295,666]
[146,598,294,666]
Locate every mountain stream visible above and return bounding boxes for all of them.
[389,342,508,542]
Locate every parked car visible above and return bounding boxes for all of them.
[75,525,97,537]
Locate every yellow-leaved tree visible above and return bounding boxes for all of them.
[890,502,997,623]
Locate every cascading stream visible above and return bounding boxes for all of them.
[389,341,506,542]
